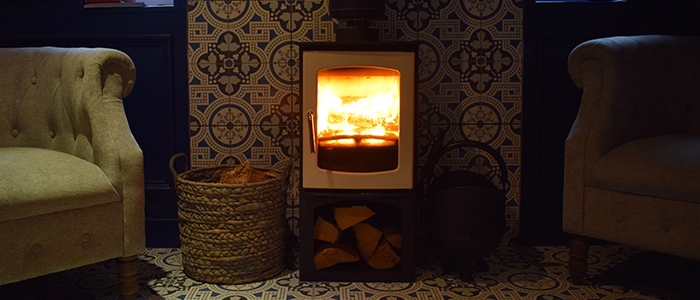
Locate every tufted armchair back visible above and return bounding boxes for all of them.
[568,35,700,160]
[0,47,136,197]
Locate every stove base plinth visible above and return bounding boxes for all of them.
[299,189,416,282]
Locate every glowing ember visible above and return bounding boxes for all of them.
[316,67,400,146]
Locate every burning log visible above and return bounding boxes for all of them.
[352,222,382,260]
[313,244,360,270]
[334,205,375,230]
[382,120,399,132]
[313,216,340,244]
[347,113,381,128]
[366,239,401,270]
[328,108,346,124]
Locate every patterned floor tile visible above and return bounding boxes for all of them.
[3,245,689,300]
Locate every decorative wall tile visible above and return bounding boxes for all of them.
[417,91,453,128]
[189,125,238,168]
[227,125,294,167]
[187,1,235,31]
[487,82,523,124]
[255,1,294,34]
[460,0,507,24]
[268,41,299,85]
[416,39,443,86]
[290,0,335,43]
[188,0,523,243]
[484,0,524,30]
[418,2,483,62]
[448,28,515,94]
[381,0,419,41]
[456,95,507,126]
[417,80,479,125]
[255,89,300,128]
[416,124,460,162]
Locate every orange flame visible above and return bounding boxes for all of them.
[316,67,400,146]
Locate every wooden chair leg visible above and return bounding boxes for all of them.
[568,234,590,285]
[116,255,139,300]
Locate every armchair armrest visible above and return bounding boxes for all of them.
[77,48,145,255]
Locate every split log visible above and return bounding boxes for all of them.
[366,239,401,270]
[219,161,251,184]
[248,168,277,183]
[313,216,340,244]
[219,161,277,184]
[352,222,382,260]
[313,244,360,270]
[334,206,376,230]
[382,227,402,250]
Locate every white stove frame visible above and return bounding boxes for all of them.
[301,50,415,189]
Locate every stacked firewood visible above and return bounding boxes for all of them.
[313,205,402,271]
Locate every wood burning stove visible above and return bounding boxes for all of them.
[298,42,418,282]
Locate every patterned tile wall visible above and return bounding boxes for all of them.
[186,0,523,245]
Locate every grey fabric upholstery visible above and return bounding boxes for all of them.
[565,35,700,263]
[0,47,145,288]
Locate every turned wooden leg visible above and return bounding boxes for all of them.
[116,255,139,300]
[568,234,590,285]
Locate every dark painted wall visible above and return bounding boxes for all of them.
[0,0,188,247]
[522,0,700,246]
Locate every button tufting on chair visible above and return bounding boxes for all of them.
[613,211,624,222]
[31,76,37,84]
[81,233,91,243]
[661,221,673,232]
[11,129,18,138]
[49,130,55,138]
[30,244,42,254]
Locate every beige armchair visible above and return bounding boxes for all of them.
[0,47,145,299]
[564,35,700,284]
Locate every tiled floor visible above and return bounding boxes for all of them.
[2,245,697,300]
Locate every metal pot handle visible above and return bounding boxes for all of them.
[417,138,509,195]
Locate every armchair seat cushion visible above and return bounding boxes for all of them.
[588,134,700,204]
[0,147,120,223]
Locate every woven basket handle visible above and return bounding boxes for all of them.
[276,153,300,174]
[169,153,189,179]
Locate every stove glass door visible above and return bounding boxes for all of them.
[315,66,400,172]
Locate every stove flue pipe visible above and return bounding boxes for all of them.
[328,0,384,42]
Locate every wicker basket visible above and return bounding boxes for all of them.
[169,154,294,284]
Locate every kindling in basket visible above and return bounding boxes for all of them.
[169,154,296,284]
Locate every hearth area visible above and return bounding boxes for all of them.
[298,42,418,282]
